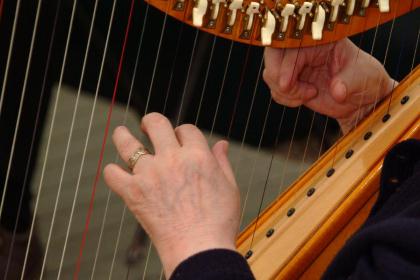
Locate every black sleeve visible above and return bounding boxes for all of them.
[169,249,255,280]
[323,139,420,280]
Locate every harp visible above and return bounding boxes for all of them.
[0,0,419,279]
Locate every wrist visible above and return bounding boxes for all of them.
[337,77,397,134]
[156,233,236,278]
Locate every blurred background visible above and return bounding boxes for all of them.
[0,0,418,279]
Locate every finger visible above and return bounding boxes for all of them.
[174,124,209,150]
[278,48,306,92]
[141,112,180,154]
[112,126,153,166]
[104,163,132,198]
[212,140,236,185]
[271,81,317,107]
[263,47,285,87]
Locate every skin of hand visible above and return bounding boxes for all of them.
[103,113,241,278]
[263,38,396,133]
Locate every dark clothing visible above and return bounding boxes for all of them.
[170,139,420,280]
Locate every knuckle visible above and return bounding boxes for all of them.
[176,123,198,134]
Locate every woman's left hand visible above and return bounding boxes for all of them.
[103,113,241,278]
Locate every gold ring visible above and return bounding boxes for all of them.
[128,147,150,170]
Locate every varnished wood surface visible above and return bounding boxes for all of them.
[237,66,420,279]
[145,0,419,48]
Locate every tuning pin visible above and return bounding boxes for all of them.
[192,0,209,26]
[358,0,371,16]
[378,0,390,12]
[207,0,226,28]
[261,9,275,45]
[311,3,326,40]
[342,0,356,23]
[240,2,260,39]
[224,0,243,33]
[173,0,185,11]
[276,3,295,40]
[293,1,313,38]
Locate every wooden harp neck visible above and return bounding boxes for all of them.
[145,0,419,48]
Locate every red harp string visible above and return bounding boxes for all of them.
[73,0,136,278]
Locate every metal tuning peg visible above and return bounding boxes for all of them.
[378,0,390,13]
[358,0,371,16]
[192,0,209,26]
[261,9,276,45]
[207,0,226,28]
[293,1,313,38]
[224,0,243,33]
[240,2,260,39]
[277,3,295,40]
[311,3,326,40]
[326,0,343,30]
[342,0,356,23]
[173,0,185,11]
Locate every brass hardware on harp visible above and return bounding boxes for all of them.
[240,2,261,39]
[174,0,186,11]
[224,0,243,33]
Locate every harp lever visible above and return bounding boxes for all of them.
[342,0,356,23]
[294,2,313,38]
[192,0,209,26]
[224,0,243,33]
[327,0,343,30]
[312,4,326,40]
[378,0,390,12]
[359,0,371,16]
[207,0,226,28]
[277,3,295,40]
[261,9,275,45]
[240,2,260,39]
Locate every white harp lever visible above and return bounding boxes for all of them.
[311,4,326,40]
[378,0,390,12]
[244,2,260,31]
[192,0,208,26]
[261,9,275,45]
[210,0,225,21]
[345,0,356,16]
[280,3,295,33]
[361,0,371,8]
[297,2,313,30]
[228,0,243,26]
[330,0,344,22]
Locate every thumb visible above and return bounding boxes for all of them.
[212,140,236,185]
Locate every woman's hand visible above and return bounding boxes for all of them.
[263,38,395,133]
[103,113,240,278]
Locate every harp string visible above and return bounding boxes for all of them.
[38,0,101,278]
[19,0,80,278]
[163,25,186,115]
[4,0,62,277]
[2,0,44,277]
[0,0,21,118]
[0,0,43,221]
[56,0,119,277]
[226,46,252,138]
[411,28,420,71]
[175,29,200,126]
[97,5,151,280]
[73,0,136,278]
[194,36,217,125]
